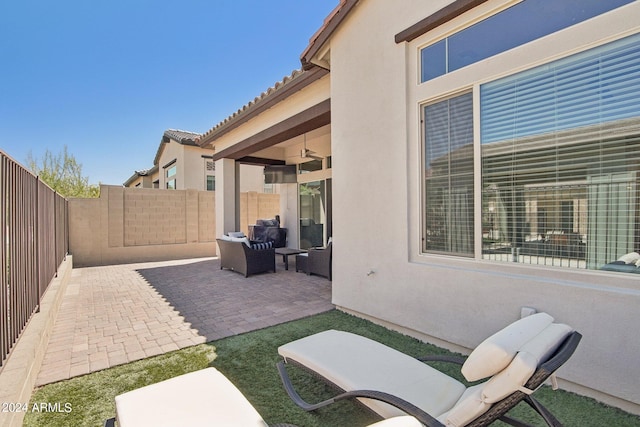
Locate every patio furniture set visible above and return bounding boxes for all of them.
[105,312,581,426]
[216,227,332,280]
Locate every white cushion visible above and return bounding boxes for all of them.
[618,251,640,264]
[279,330,466,419]
[115,368,267,427]
[444,322,573,426]
[368,416,425,427]
[461,313,554,382]
[519,323,573,365]
[438,384,488,427]
[227,231,246,238]
[481,352,538,403]
[219,234,232,241]
[230,236,250,247]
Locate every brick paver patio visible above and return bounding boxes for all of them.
[36,256,333,386]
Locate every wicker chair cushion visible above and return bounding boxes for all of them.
[279,330,466,419]
[219,234,251,247]
[227,231,246,238]
[461,313,554,382]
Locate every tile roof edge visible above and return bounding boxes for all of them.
[197,67,327,147]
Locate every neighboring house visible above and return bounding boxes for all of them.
[124,129,266,193]
[123,165,159,189]
[197,0,640,415]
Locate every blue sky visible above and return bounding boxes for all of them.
[0,1,337,185]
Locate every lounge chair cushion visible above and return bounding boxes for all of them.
[443,322,573,426]
[461,313,554,381]
[115,368,267,427]
[369,416,425,426]
[279,330,466,419]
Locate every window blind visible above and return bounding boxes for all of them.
[481,33,640,145]
[480,33,640,270]
[424,92,474,255]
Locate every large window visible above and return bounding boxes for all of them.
[480,34,640,269]
[420,0,633,83]
[421,33,640,273]
[423,92,474,255]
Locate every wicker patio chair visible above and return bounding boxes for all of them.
[277,312,582,427]
[296,241,332,280]
[217,238,275,277]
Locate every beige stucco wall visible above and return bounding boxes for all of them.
[156,141,211,190]
[69,185,217,267]
[328,0,640,414]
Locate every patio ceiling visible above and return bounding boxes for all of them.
[211,98,331,164]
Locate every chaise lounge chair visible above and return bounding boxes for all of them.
[277,312,582,427]
[103,366,424,427]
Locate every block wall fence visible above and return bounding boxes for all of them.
[69,185,280,267]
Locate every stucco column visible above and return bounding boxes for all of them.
[215,158,239,237]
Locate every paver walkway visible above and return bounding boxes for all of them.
[36,257,333,386]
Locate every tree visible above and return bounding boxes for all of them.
[26,146,100,198]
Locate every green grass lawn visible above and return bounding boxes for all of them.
[24,310,640,427]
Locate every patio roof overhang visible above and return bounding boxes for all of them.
[211,98,331,163]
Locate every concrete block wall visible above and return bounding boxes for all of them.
[239,192,281,235]
[70,186,279,267]
[123,189,187,246]
[70,186,216,267]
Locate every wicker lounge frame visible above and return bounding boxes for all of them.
[277,330,582,427]
[217,238,276,277]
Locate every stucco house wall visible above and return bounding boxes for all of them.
[328,0,640,413]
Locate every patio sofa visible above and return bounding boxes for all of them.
[217,236,275,277]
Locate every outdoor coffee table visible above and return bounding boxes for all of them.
[275,247,306,270]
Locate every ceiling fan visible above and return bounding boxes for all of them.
[300,134,323,161]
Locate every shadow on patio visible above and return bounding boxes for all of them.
[136,258,333,341]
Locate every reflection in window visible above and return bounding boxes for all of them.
[299,159,323,174]
[480,34,640,270]
[423,92,474,256]
[299,181,327,249]
[420,0,633,82]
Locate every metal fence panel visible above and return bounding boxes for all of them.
[0,150,68,368]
